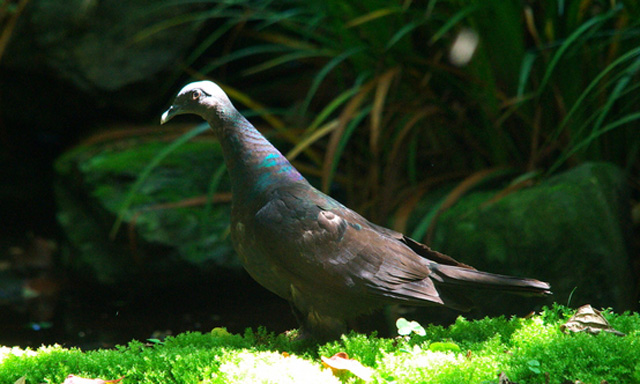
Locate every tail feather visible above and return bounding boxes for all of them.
[431,264,552,296]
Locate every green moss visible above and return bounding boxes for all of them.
[210,350,340,384]
[82,141,228,209]
[425,163,632,312]
[55,136,239,283]
[2,306,639,384]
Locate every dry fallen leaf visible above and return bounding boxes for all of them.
[61,375,124,384]
[321,352,374,381]
[560,305,625,336]
[13,376,26,384]
[498,372,519,384]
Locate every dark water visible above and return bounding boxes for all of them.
[0,275,296,349]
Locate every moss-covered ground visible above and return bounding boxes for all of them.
[1,305,639,384]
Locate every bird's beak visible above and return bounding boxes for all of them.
[160,105,179,125]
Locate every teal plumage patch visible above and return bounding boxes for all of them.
[260,153,280,168]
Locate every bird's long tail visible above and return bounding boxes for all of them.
[431,264,552,296]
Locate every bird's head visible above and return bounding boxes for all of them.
[161,80,234,125]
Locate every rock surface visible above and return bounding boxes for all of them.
[55,127,238,287]
[7,0,203,92]
[423,162,634,313]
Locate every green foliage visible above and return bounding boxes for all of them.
[396,317,426,337]
[2,306,639,383]
[507,317,640,383]
[318,331,396,368]
[210,350,339,384]
[427,341,462,353]
[145,0,639,223]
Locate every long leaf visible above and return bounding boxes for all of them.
[548,111,640,175]
[591,56,640,135]
[241,50,326,76]
[429,4,478,44]
[185,20,237,65]
[544,46,640,149]
[346,8,401,28]
[424,167,510,243]
[307,86,362,132]
[388,108,438,166]
[370,68,399,155]
[286,121,338,161]
[324,107,372,193]
[301,46,366,116]
[536,6,620,95]
[516,51,538,97]
[199,45,292,74]
[132,6,239,43]
[322,80,376,192]
[386,20,423,50]
[219,83,287,134]
[254,8,309,30]
[245,30,319,51]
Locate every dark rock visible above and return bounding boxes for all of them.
[2,0,208,121]
[55,127,238,287]
[6,0,203,93]
[420,162,634,314]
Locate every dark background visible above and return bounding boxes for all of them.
[1,0,638,348]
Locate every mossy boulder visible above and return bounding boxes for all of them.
[54,127,238,287]
[420,162,634,314]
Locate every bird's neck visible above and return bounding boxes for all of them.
[214,110,306,199]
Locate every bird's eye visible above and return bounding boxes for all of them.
[191,89,202,100]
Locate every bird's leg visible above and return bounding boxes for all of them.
[288,301,307,335]
[292,306,347,341]
[287,302,316,340]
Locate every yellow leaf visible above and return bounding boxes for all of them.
[321,352,374,381]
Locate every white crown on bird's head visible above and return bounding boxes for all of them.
[161,80,234,124]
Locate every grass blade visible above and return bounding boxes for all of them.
[346,7,401,28]
[548,111,640,175]
[286,121,338,161]
[517,51,538,97]
[307,86,362,132]
[544,46,640,150]
[429,5,478,44]
[370,68,399,155]
[199,44,292,74]
[322,80,377,192]
[241,50,326,76]
[386,20,423,50]
[301,46,366,116]
[423,167,510,243]
[537,6,620,94]
[324,107,372,193]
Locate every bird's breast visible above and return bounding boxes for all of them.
[230,211,294,301]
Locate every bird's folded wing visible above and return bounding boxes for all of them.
[254,190,452,305]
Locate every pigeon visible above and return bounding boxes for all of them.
[161,80,551,340]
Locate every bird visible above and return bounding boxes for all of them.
[161,80,552,340]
